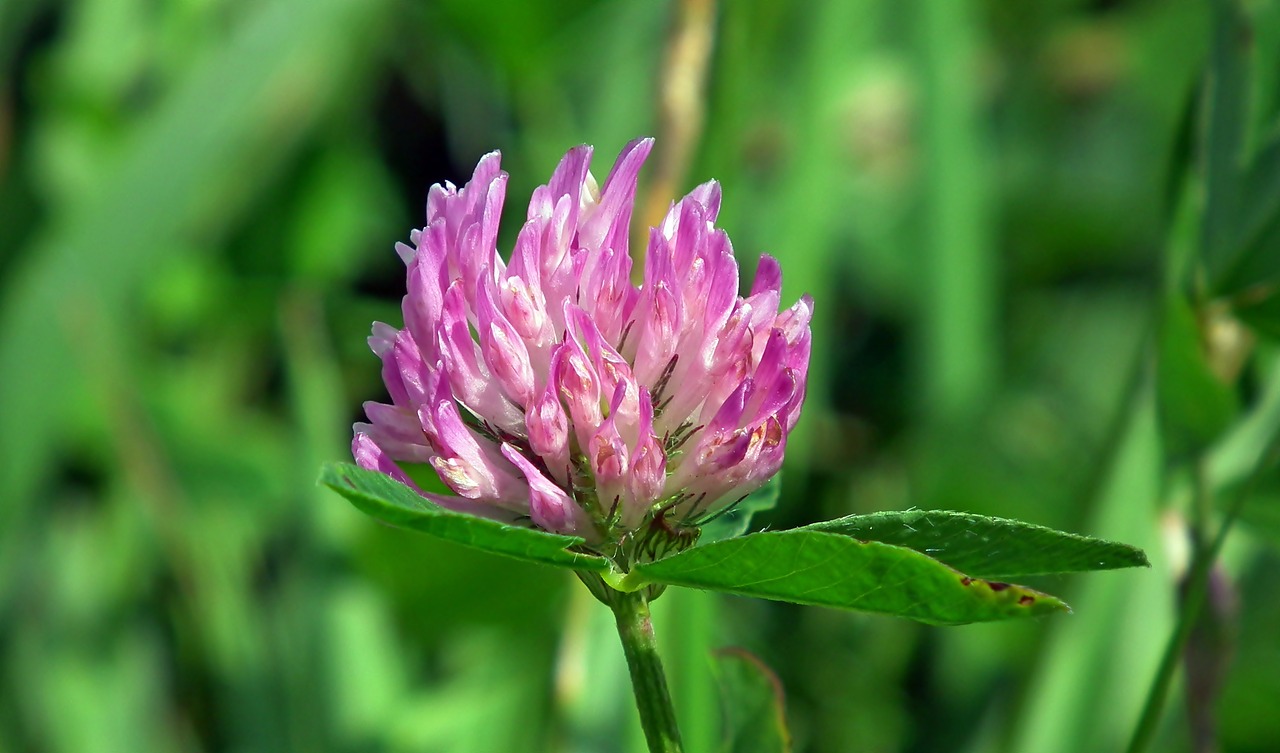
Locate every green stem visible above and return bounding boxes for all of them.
[1124,444,1272,753]
[1122,508,1215,753]
[610,588,684,753]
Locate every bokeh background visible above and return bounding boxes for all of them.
[2,0,1279,751]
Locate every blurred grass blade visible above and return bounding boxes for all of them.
[1202,0,1251,289]
[1209,348,1280,486]
[555,586,646,753]
[1231,132,1280,283]
[652,588,720,753]
[800,510,1149,579]
[1157,295,1239,457]
[319,463,610,571]
[915,0,995,424]
[1231,284,1280,338]
[1012,390,1170,753]
[633,530,1068,625]
[714,648,791,753]
[0,0,385,517]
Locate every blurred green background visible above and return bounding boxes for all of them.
[2,0,1279,751]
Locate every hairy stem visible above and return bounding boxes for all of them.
[610,588,685,753]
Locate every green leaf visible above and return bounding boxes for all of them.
[799,510,1149,579]
[632,530,1068,625]
[319,463,610,572]
[714,648,791,753]
[699,475,782,544]
[1157,295,1239,457]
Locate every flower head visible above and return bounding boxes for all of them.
[354,139,812,552]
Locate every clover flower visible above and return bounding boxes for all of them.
[353,139,811,551]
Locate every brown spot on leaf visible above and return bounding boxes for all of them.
[960,577,973,586]
[1019,595,1035,606]
[987,581,1011,592]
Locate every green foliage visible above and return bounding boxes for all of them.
[699,475,782,544]
[1233,284,1280,339]
[801,509,1149,578]
[634,530,1067,625]
[320,463,610,571]
[1200,0,1251,291]
[3,0,1280,751]
[325,463,1142,625]
[1227,132,1280,333]
[1232,134,1280,291]
[714,649,791,753]
[1157,296,1239,457]
[1200,0,1280,300]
